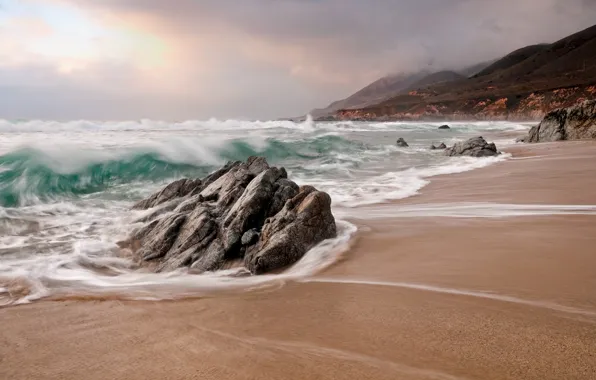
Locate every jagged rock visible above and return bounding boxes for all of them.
[268,178,299,217]
[121,157,337,275]
[430,142,447,150]
[526,100,596,143]
[137,213,187,261]
[244,186,337,274]
[133,179,202,210]
[221,167,287,253]
[438,125,451,130]
[396,138,409,147]
[444,136,500,157]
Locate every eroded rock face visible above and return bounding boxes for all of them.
[121,157,336,275]
[396,138,409,147]
[244,186,337,274]
[444,136,500,157]
[526,100,596,143]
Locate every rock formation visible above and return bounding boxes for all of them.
[526,100,596,143]
[438,125,451,130]
[430,143,447,150]
[444,136,500,157]
[120,157,337,275]
[396,138,409,147]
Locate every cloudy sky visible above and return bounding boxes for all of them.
[1,0,596,120]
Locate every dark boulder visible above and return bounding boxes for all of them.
[526,100,596,143]
[120,157,337,275]
[438,125,451,130]
[396,138,409,147]
[444,136,500,157]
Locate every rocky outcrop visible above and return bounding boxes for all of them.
[526,100,596,143]
[396,138,409,147]
[120,157,337,275]
[444,137,500,157]
[430,143,447,150]
[244,186,336,274]
[438,125,451,130]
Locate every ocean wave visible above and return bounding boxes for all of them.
[0,116,317,133]
[0,135,368,206]
[0,116,530,134]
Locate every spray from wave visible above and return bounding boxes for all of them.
[0,135,368,207]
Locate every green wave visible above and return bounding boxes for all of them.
[0,135,365,206]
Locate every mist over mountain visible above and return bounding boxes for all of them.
[2,0,596,119]
[330,23,596,121]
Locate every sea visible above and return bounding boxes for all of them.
[0,116,529,305]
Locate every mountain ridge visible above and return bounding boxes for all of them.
[317,23,596,121]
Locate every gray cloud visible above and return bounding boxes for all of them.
[2,0,596,120]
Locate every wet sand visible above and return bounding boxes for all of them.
[2,141,596,380]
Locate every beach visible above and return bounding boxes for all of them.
[1,140,595,380]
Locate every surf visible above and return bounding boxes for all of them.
[0,135,366,206]
[0,119,526,305]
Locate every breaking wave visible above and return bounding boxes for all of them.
[0,135,368,206]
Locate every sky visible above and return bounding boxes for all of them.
[1,0,596,120]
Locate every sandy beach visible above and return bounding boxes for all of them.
[2,141,596,380]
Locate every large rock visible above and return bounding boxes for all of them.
[120,157,335,275]
[526,100,596,143]
[244,186,337,274]
[438,125,451,130]
[444,136,500,157]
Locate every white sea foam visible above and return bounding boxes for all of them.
[0,117,530,134]
[303,154,509,207]
[0,217,356,304]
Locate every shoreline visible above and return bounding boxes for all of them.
[2,140,596,379]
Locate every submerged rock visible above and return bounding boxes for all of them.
[121,157,336,275]
[396,138,409,147]
[430,142,447,150]
[444,136,500,157]
[526,100,596,143]
[438,125,451,130]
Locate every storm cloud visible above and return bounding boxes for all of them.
[1,0,596,119]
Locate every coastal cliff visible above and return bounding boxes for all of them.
[318,23,596,122]
[334,85,596,121]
